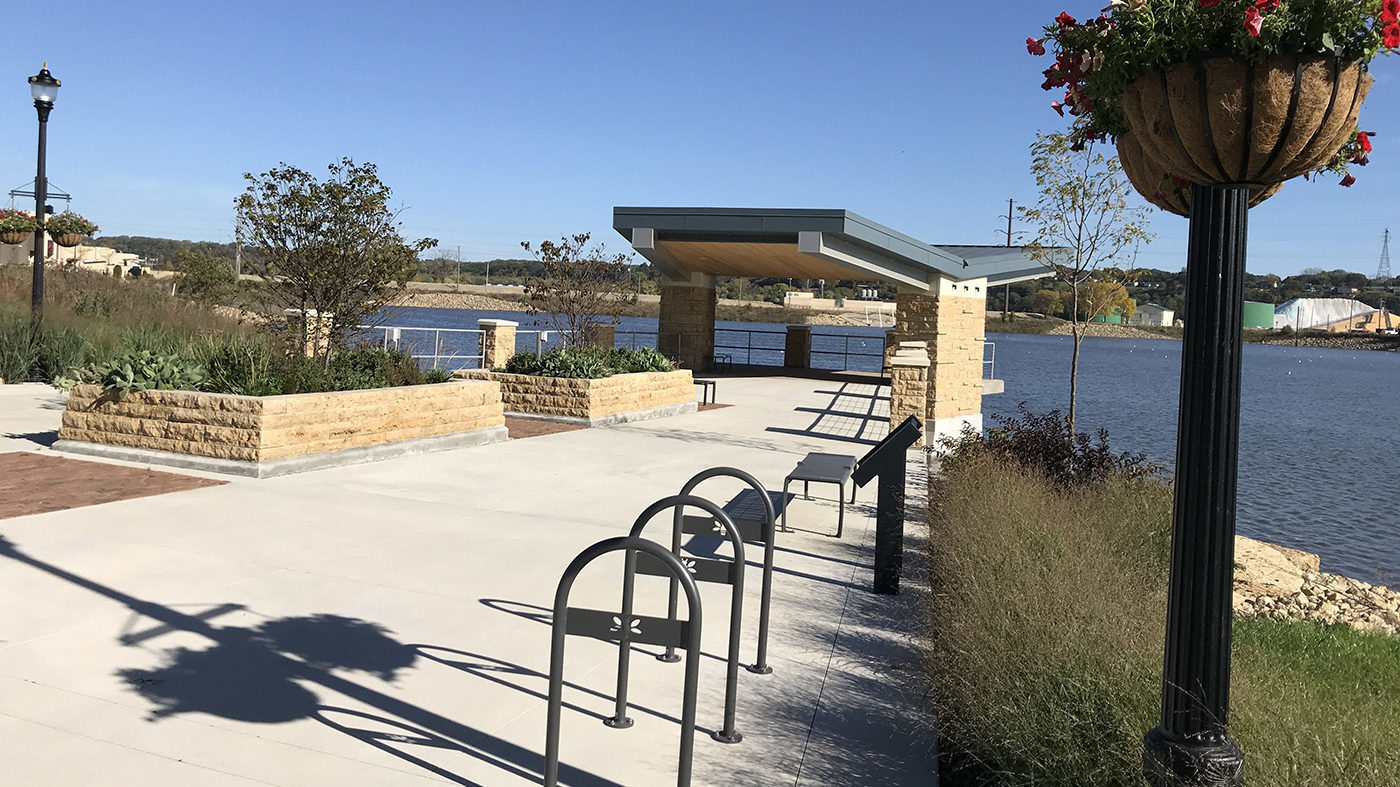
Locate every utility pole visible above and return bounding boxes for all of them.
[1002,198,1014,320]
[234,220,243,278]
[456,246,461,291]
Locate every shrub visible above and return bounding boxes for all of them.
[0,313,90,383]
[81,350,207,398]
[498,346,674,378]
[195,336,283,397]
[941,404,1155,488]
[177,250,238,305]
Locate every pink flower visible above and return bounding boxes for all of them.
[1339,174,1356,187]
[1027,37,1046,56]
[1244,6,1263,37]
[1051,100,1066,116]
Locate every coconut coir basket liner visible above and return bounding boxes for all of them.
[1117,131,1281,217]
[1121,55,1370,186]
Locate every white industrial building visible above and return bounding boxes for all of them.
[1129,303,1175,328]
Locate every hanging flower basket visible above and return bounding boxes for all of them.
[1117,132,1283,218]
[1120,56,1371,188]
[0,208,38,243]
[42,211,98,248]
[1,229,29,245]
[51,232,86,247]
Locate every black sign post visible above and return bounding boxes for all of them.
[851,415,923,595]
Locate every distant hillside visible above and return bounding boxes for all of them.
[91,236,244,269]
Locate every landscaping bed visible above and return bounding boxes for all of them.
[925,416,1400,786]
[56,380,507,478]
[455,346,696,425]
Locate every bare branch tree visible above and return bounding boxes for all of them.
[520,233,631,347]
[1020,133,1153,433]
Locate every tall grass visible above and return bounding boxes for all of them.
[927,448,1400,785]
[0,265,251,382]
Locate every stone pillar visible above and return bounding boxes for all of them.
[657,272,716,370]
[283,308,334,358]
[581,323,616,350]
[888,341,930,447]
[784,325,811,369]
[478,319,518,369]
[888,277,988,444]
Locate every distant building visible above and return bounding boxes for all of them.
[1129,303,1174,327]
[1275,298,1378,332]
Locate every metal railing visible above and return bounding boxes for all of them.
[985,342,996,380]
[357,325,484,369]
[713,328,787,366]
[809,332,885,372]
[863,304,894,327]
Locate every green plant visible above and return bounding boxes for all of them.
[521,233,631,347]
[195,336,284,397]
[424,369,450,384]
[0,208,38,234]
[942,404,1156,488]
[85,350,207,398]
[44,210,99,237]
[498,346,674,379]
[1030,1,1396,181]
[0,313,89,383]
[176,249,238,305]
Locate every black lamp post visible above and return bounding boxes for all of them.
[28,63,60,321]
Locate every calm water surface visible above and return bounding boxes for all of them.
[380,307,1400,584]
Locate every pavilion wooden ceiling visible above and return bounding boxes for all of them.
[657,240,861,281]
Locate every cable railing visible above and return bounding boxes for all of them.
[713,328,787,367]
[985,342,996,380]
[809,332,885,372]
[357,325,483,369]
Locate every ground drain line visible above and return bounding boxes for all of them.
[791,522,865,786]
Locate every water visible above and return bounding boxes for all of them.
[378,307,1400,584]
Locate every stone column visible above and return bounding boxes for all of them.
[888,278,988,444]
[478,319,518,369]
[888,341,930,447]
[658,272,716,370]
[283,308,334,358]
[784,325,811,369]
[582,323,616,350]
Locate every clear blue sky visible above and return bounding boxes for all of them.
[1,1,1395,277]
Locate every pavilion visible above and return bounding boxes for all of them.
[613,207,1047,440]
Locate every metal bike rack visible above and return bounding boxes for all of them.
[544,536,703,787]
[623,494,747,744]
[661,467,778,675]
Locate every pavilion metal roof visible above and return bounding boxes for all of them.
[613,207,1048,289]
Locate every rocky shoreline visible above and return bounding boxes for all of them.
[1234,535,1400,636]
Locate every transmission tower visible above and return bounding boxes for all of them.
[1379,229,1392,281]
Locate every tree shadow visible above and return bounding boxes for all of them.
[0,535,624,787]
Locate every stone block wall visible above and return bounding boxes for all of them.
[889,282,988,423]
[456,370,694,420]
[658,277,716,370]
[59,381,505,463]
[888,342,930,446]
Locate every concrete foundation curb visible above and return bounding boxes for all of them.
[53,426,511,479]
[505,400,698,428]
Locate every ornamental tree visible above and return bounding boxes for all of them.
[1020,132,1152,433]
[520,233,632,347]
[236,158,437,364]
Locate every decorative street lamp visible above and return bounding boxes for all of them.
[28,63,59,321]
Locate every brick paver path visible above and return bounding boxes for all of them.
[0,452,225,519]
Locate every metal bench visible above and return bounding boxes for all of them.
[782,453,857,537]
[705,353,732,372]
[694,378,717,405]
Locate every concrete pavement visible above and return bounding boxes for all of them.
[0,377,936,786]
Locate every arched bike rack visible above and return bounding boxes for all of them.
[622,494,747,744]
[661,467,777,675]
[544,536,703,787]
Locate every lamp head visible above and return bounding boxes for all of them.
[29,62,60,105]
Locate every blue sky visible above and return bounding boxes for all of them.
[1,1,1395,277]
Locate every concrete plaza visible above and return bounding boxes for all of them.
[0,376,936,786]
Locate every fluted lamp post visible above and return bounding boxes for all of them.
[28,63,60,321]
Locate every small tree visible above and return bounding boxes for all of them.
[176,249,237,305]
[1020,132,1151,433]
[1078,279,1135,323]
[236,158,437,364]
[1031,288,1066,317]
[520,233,631,347]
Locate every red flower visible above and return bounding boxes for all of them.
[1383,0,1400,22]
[1056,11,1076,27]
[1339,174,1356,187]
[1358,132,1373,153]
[1027,36,1046,56]
[1384,23,1400,49]
[1199,0,1221,6]
[1255,0,1279,11]
[1051,100,1066,116]
[1244,6,1263,37]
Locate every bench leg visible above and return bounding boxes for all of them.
[803,481,810,499]
[781,479,792,533]
[848,480,856,505]
[836,491,844,539]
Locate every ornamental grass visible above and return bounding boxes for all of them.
[926,437,1400,785]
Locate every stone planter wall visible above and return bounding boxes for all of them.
[455,369,695,425]
[56,381,507,476]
